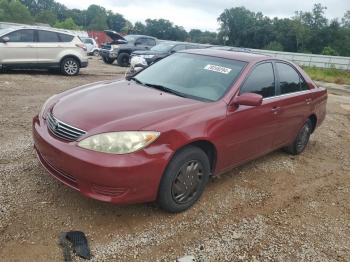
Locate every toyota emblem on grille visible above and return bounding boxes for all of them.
[53,120,60,130]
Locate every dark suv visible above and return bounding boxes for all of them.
[100,30,157,67]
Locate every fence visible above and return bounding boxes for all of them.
[250,49,350,70]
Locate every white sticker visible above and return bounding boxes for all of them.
[204,64,232,74]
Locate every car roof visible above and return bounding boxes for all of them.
[181,48,270,63]
[128,34,157,39]
[2,26,75,36]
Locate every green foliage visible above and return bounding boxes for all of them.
[0,0,33,24]
[54,17,79,30]
[322,46,339,56]
[217,4,350,56]
[303,66,350,85]
[35,10,57,26]
[264,41,284,51]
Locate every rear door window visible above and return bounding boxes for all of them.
[4,29,34,42]
[38,30,60,43]
[276,63,309,94]
[240,63,276,98]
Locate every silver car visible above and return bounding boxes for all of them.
[0,26,88,76]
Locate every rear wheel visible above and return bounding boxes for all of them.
[93,50,100,57]
[157,146,210,213]
[117,53,130,67]
[60,57,80,76]
[284,119,313,155]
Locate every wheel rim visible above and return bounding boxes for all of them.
[122,56,129,65]
[296,123,311,152]
[171,160,203,204]
[64,60,78,75]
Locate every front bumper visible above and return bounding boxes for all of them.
[100,49,119,59]
[32,115,171,204]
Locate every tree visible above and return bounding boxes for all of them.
[132,22,146,34]
[54,17,79,30]
[0,0,33,24]
[322,46,339,56]
[86,5,108,30]
[342,10,350,28]
[35,10,57,26]
[107,11,127,32]
[264,41,284,51]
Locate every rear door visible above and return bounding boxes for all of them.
[0,29,37,65]
[36,30,64,64]
[223,62,280,167]
[272,62,312,147]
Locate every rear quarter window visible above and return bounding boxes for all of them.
[277,62,309,94]
[59,33,74,42]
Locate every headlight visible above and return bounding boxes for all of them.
[142,55,155,59]
[39,95,57,119]
[78,131,160,154]
[111,45,119,49]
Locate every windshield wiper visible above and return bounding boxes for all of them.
[143,83,187,98]
[129,77,145,85]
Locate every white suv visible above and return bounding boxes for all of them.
[0,27,88,76]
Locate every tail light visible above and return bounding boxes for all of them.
[76,43,87,52]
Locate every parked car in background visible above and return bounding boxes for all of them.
[81,37,100,56]
[0,26,88,76]
[33,49,327,212]
[209,46,252,53]
[100,30,157,67]
[127,41,211,78]
[130,41,209,66]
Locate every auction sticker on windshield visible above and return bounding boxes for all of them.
[204,64,232,74]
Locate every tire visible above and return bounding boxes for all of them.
[102,56,115,64]
[60,57,80,76]
[157,146,210,213]
[93,50,100,57]
[117,53,130,67]
[284,119,313,155]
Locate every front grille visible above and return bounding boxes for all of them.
[47,113,86,142]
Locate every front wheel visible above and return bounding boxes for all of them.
[102,56,115,64]
[60,57,80,76]
[93,50,100,57]
[157,146,210,213]
[284,119,313,155]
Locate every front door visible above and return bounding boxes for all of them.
[0,29,37,65]
[221,62,280,168]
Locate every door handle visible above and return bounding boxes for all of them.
[271,106,281,115]
[306,98,312,105]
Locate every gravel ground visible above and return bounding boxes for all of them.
[0,57,349,261]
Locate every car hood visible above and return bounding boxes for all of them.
[104,30,127,42]
[52,80,203,133]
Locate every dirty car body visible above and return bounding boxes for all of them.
[33,49,327,212]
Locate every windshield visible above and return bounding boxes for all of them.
[134,53,247,101]
[151,43,175,52]
[0,28,12,36]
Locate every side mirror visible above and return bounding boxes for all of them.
[170,50,176,54]
[1,36,10,43]
[231,93,263,107]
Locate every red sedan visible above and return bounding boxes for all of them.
[33,49,327,212]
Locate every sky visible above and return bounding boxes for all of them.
[56,0,350,31]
